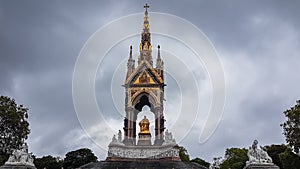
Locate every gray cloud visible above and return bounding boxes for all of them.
[1,0,299,163]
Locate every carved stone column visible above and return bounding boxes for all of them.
[154,106,164,145]
[123,106,135,145]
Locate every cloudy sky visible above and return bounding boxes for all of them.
[1,0,300,162]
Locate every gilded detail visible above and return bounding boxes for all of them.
[139,116,150,134]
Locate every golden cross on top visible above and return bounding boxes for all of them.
[144,3,150,12]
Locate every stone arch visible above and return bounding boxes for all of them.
[131,91,158,112]
[124,90,164,146]
[131,90,159,108]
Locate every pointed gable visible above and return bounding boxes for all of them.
[133,69,159,85]
[125,60,163,86]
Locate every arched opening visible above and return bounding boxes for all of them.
[134,95,152,111]
[132,93,156,145]
[136,105,155,142]
[124,91,164,146]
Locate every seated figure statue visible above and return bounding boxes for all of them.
[164,129,176,144]
[111,135,117,143]
[117,130,122,143]
[139,116,150,134]
[109,131,124,145]
[246,140,273,165]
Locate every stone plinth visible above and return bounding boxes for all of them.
[137,133,151,146]
[107,143,180,161]
[243,163,279,169]
[79,161,208,169]
[0,165,36,169]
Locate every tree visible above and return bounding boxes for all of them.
[0,154,9,166]
[281,100,300,154]
[34,155,63,169]
[279,147,300,169]
[264,144,288,168]
[177,146,190,162]
[220,148,248,169]
[190,157,210,168]
[0,96,30,165]
[63,148,97,169]
[210,157,223,169]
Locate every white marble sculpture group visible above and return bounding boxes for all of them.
[209,140,276,169]
[163,129,176,144]
[246,140,273,165]
[4,142,35,167]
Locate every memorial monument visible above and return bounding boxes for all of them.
[79,4,207,169]
[0,142,36,169]
[106,4,180,161]
[243,140,279,169]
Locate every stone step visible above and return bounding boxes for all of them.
[79,161,208,169]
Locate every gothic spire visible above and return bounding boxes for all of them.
[143,3,150,34]
[156,45,164,70]
[157,45,161,60]
[126,45,135,79]
[139,3,153,65]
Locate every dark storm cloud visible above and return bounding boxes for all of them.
[151,0,300,53]
[1,0,300,162]
[0,0,124,156]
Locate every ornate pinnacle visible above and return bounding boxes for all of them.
[138,3,153,65]
[157,45,161,59]
[129,45,132,59]
[143,3,150,32]
[156,45,164,70]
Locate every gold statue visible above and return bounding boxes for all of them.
[139,116,150,134]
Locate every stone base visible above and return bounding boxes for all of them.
[106,156,180,162]
[78,161,208,169]
[123,138,135,146]
[108,143,179,160]
[154,139,164,146]
[243,163,279,169]
[0,165,36,169]
[137,133,151,146]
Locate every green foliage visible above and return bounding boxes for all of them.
[190,157,210,168]
[0,96,30,155]
[220,148,248,169]
[177,146,190,162]
[231,161,244,169]
[281,100,300,153]
[63,148,97,169]
[34,155,63,169]
[279,147,300,169]
[265,144,288,168]
[0,154,9,166]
